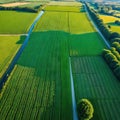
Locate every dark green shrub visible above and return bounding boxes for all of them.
[103,49,111,56]
[77,99,94,120]
[105,52,117,62]
[110,59,119,69]
[111,38,120,43]
[109,32,120,40]
[114,64,120,79]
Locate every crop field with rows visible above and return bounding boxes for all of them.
[71,56,120,119]
[70,7,120,119]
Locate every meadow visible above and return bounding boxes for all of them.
[0,11,37,34]
[0,35,23,78]
[99,15,120,33]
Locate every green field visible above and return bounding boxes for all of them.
[70,32,106,56]
[45,5,82,12]
[34,11,68,32]
[69,8,120,120]
[69,12,95,34]
[0,35,23,78]
[0,11,37,34]
[72,56,120,120]
[0,31,72,120]
[0,4,119,120]
[35,12,94,34]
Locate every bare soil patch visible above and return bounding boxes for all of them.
[1,2,31,7]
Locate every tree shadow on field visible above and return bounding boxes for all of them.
[16,31,73,120]
[16,35,26,44]
[80,6,85,12]
[17,31,69,76]
[15,30,109,120]
[16,31,106,77]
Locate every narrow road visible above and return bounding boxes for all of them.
[69,57,79,120]
[0,11,44,90]
[84,4,111,49]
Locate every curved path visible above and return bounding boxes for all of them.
[0,11,44,90]
[84,4,111,49]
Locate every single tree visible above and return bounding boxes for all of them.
[77,99,94,120]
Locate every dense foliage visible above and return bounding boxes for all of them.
[93,3,120,18]
[0,6,41,13]
[115,20,120,25]
[103,46,120,79]
[85,3,120,43]
[77,99,94,120]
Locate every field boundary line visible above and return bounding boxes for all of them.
[0,34,28,36]
[84,4,110,49]
[45,10,80,13]
[69,57,78,120]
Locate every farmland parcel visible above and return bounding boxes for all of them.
[0,36,24,79]
[100,15,120,33]
[0,11,37,34]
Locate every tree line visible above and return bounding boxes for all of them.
[93,2,120,18]
[85,2,120,80]
[0,5,42,13]
[103,47,120,80]
[85,2,120,43]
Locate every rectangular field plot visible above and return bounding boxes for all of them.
[48,1,82,6]
[0,35,23,78]
[100,15,119,23]
[34,11,69,32]
[0,11,37,34]
[69,12,95,34]
[45,5,81,12]
[70,32,106,56]
[71,56,120,120]
[0,31,72,120]
[35,11,96,35]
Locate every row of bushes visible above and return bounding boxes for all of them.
[85,3,120,44]
[103,48,120,79]
[112,42,120,53]
[111,37,120,43]
[0,6,41,13]
[115,20,120,25]
[85,3,120,80]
